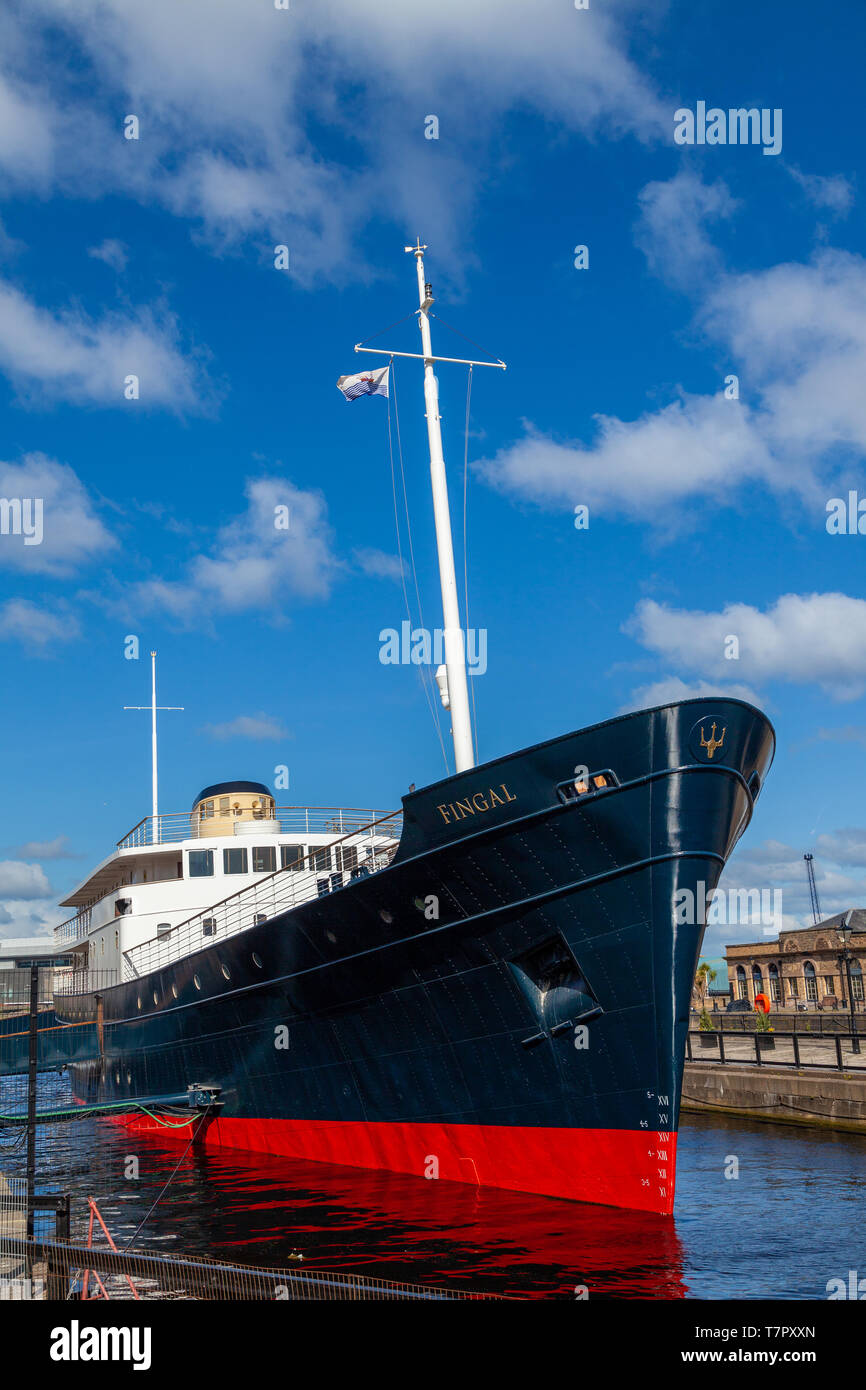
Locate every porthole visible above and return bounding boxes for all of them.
[251,953,263,969]
[152,990,159,1006]
[193,974,201,990]
[137,996,142,1010]
[221,963,231,980]
[326,930,337,944]
[115,1072,120,1085]
[379,909,393,924]
[171,982,178,999]
[126,1070,131,1085]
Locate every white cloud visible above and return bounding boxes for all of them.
[87,238,129,272]
[126,477,340,620]
[621,676,763,714]
[0,861,52,899]
[481,192,866,525]
[0,599,80,649]
[0,455,115,576]
[203,713,288,741]
[627,592,866,700]
[477,395,778,519]
[635,170,738,291]
[353,548,405,581]
[12,835,77,859]
[1,1,668,273]
[787,165,854,216]
[0,279,214,411]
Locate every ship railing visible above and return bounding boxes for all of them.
[53,906,93,943]
[116,806,392,849]
[120,811,403,983]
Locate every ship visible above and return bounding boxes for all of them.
[52,244,774,1215]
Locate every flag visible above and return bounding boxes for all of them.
[336,365,390,401]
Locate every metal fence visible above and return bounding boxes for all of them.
[687,1028,866,1070]
[691,1008,866,1035]
[2,1237,503,1301]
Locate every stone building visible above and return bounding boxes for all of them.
[725,910,866,1010]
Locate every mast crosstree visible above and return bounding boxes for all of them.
[354,240,506,774]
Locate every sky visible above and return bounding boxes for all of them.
[0,0,865,975]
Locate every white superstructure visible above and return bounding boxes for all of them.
[53,780,400,988]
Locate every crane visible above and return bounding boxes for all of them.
[804,853,822,927]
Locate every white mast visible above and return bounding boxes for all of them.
[124,651,184,840]
[353,240,506,774]
[412,242,474,772]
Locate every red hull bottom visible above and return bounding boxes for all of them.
[120,1112,678,1215]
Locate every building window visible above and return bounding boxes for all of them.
[189,849,214,878]
[223,847,248,875]
[852,967,864,1001]
[735,965,747,1000]
[281,844,306,871]
[313,846,332,873]
[823,975,835,996]
[252,845,277,874]
[788,977,799,998]
[804,961,817,1001]
[768,964,781,1002]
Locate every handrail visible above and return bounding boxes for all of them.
[120,809,403,983]
[116,805,393,849]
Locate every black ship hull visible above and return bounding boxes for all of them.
[59,698,774,1214]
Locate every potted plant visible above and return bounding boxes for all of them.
[698,1007,718,1047]
[755,1011,775,1050]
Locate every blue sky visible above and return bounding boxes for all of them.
[1,0,865,967]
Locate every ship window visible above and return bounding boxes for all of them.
[252,953,263,968]
[171,983,178,999]
[137,996,142,1010]
[317,878,330,897]
[220,963,230,979]
[281,845,305,871]
[152,990,159,1005]
[254,913,267,925]
[157,922,172,939]
[202,918,217,936]
[203,800,214,819]
[224,847,248,875]
[330,872,343,893]
[337,845,358,872]
[313,846,332,872]
[220,797,230,816]
[193,974,201,990]
[253,845,276,874]
[189,850,214,878]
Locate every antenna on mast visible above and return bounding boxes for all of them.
[124,651,184,842]
[354,243,505,774]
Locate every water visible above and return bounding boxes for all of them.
[3,1074,865,1298]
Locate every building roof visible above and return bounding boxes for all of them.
[0,936,71,960]
[191,780,272,810]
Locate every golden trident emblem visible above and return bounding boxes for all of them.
[699,721,726,759]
